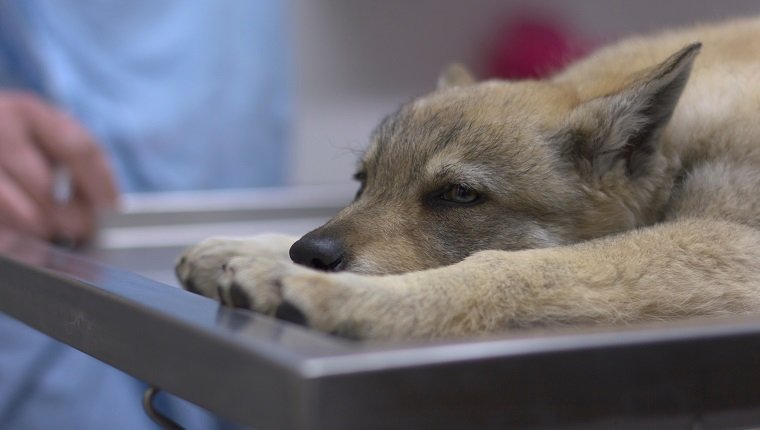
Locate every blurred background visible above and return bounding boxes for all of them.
[289,0,760,186]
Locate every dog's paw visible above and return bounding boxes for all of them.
[215,257,398,339]
[214,257,341,320]
[215,256,306,314]
[175,234,296,298]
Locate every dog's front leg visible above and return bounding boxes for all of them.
[212,219,760,340]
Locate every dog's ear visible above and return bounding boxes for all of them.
[437,63,475,89]
[561,43,701,179]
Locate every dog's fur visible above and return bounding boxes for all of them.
[177,16,760,340]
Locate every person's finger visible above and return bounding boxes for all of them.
[49,113,120,208]
[12,94,120,208]
[0,168,52,238]
[50,196,97,243]
[0,116,55,210]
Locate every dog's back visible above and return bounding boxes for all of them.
[558,17,760,171]
[550,17,760,232]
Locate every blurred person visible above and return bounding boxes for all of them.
[0,1,290,428]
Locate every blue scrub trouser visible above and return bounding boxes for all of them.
[0,315,238,430]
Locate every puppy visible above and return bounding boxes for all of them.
[177,16,760,340]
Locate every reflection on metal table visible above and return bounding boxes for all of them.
[1,185,760,430]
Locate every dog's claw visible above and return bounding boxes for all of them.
[275,301,309,326]
[228,282,252,308]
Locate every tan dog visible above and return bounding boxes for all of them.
[176,16,760,340]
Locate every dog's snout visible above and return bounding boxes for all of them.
[289,234,346,271]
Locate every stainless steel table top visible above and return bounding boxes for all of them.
[1,186,760,430]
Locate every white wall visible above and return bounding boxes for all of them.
[286,0,760,185]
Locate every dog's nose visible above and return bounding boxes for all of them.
[289,234,346,271]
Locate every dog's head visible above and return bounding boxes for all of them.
[291,44,700,274]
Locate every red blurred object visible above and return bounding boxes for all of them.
[486,12,595,79]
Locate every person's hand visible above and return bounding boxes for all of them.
[0,91,119,242]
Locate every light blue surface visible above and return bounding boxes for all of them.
[0,1,291,428]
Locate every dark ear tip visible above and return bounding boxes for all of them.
[653,42,702,81]
[680,42,703,59]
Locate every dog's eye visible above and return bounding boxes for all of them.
[354,184,365,200]
[353,171,367,200]
[440,184,480,204]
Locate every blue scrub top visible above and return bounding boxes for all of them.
[0,0,290,192]
[0,1,290,428]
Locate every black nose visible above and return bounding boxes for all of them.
[289,234,346,271]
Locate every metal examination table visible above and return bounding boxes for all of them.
[1,185,760,429]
